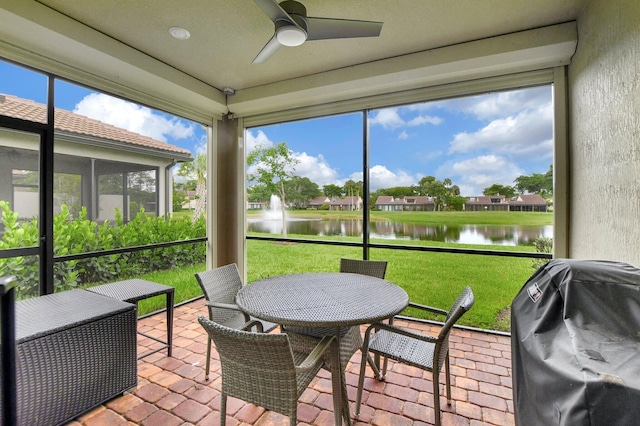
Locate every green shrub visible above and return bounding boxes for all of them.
[0,201,205,299]
[532,237,553,271]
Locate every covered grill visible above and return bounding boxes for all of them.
[511,259,640,425]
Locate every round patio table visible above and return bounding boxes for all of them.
[236,272,409,425]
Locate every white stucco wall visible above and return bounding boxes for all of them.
[569,0,640,264]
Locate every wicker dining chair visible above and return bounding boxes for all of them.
[338,257,387,278]
[195,263,278,379]
[355,286,474,426]
[284,258,388,369]
[198,316,334,426]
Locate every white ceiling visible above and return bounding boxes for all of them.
[0,1,586,121]
[34,0,587,92]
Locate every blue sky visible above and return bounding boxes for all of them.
[2,60,553,196]
[248,85,553,196]
[0,60,207,155]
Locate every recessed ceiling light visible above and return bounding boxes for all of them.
[169,27,190,40]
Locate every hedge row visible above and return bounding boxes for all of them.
[0,201,206,299]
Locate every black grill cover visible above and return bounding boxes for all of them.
[511,259,640,425]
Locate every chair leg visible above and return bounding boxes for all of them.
[205,338,212,380]
[365,353,382,378]
[372,353,384,379]
[289,410,296,426]
[341,373,351,424]
[355,347,369,415]
[220,393,227,425]
[382,354,389,378]
[433,370,441,426]
[444,354,452,403]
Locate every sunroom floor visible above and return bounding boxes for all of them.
[68,298,514,425]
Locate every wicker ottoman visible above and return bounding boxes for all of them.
[10,289,137,426]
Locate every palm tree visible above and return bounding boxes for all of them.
[177,153,206,222]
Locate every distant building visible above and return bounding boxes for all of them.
[373,195,435,211]
[465,195,510,211]
[507,194,548,212]
[0,94,193,222]
[247,200,266,210]
[308,196,331,209]
[308,196,362,211]
[330,196,362,211]
[465,194,548,212]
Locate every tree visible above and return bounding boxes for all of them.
[323,184,343,198]
[418,176,447,210]
[418,176,463,211]
[172,190,187,211]
[514,165,553,196]
[283,176,322,208]
[247,184,272,204]
[445,194,467,211]
[247,142,299,238]
[380,186,418,199]
[343,179,363,210]
[483,184,516,198]
[177,154,206,222]
[343,179,363,197]
[54,173,82,218]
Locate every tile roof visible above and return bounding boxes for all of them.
[332,195,361,206]
[0,94,192,158]
[309,196,330,205]
[511,194,547,204]
[374,195,434,205]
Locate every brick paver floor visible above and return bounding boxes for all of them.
[68,298,514,425]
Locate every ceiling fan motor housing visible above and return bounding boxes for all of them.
[280,1,307,19]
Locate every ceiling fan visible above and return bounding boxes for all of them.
[252,0,383,64]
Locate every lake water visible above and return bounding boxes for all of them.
[247,218,553,246]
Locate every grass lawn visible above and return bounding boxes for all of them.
[135,210,550,332]
[247,238,537,332]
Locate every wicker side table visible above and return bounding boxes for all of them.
[86,279,174,359]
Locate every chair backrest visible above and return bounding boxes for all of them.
[197,316,298,412]
[435,286,474,366]
[339,258,388,279]
[195,263,243,324]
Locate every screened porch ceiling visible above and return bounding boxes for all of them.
[1,1,586,122]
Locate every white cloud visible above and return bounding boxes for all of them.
[398,131,409,140]
[369,108,405,129]
[294,152,339,186]
[443,86,552,120]
[440,154,525,196]
[245,129,274,153]
[407,115,443,126]
[74,93,194,142]
[370,107,442,129]
[245,130,339,187]
[366,165,417,191]
[448,103,553,160]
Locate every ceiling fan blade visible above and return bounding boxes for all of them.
[252,35,283,64]
[305,17,383,41]
[253,0,295,24]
